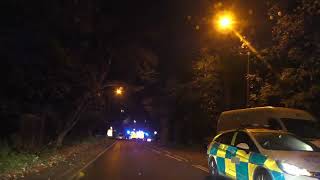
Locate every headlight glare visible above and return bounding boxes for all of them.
[278,161,311,177]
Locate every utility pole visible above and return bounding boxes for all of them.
[246,51,250,107]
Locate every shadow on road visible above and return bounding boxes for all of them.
[204,176,230,180]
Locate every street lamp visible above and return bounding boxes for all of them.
[115,87,123,96]
[214,11,255,107]
[246,51,251,107]
[215,11,235,32]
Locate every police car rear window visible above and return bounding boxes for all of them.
[215,132,234,145]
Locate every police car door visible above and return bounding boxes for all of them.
[215,131,235,177]
[214,131,237,177]
[233,131,260,180]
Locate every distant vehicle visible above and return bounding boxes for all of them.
[207,128,320,180]
[217,106,320,147]
[116,133,125,140]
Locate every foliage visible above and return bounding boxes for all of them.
[0,0,164,149]
[251,0,320,116]
[164,51,225,144]
[136,48,159,84]
[0,137,103,177]
[192,51,225,120]
[111,46,159,85]
[0,141,39,174]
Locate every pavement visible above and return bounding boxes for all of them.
[17,138,116,180]
[74,140,227,180]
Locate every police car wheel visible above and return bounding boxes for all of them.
[208,159,218,177]
[255,169,272,180]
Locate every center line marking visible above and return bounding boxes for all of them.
[165,154,183,162]
[173,155,188,162]
[152,149,162,154]
[192,165,209,173]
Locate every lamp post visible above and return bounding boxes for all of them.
[246,52,250,107]
[215,11,254,107]
[104,86,125,127]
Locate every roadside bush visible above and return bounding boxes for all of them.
[0,140,39,174]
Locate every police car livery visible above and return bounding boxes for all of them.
[207,128,320,180]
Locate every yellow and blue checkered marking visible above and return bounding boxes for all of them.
[208,142,285,180]
[236,162,249,180]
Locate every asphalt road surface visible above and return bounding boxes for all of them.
[75,140,224,180]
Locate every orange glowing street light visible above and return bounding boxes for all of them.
[214,11,259,57]
[115,87,123,96]
[215,11,235,31]
[218,16,233,29]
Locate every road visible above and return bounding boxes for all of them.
[75,140,221,180]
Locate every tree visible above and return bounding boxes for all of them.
[0,0,116,149]
[193,51,225,120]
[159,51,225,144]
[251,0,320,116]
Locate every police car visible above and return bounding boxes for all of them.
[207,128,320,180]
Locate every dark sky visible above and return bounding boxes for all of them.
[1,0,272,70]
[104,0,210,82]
[105,0,272,78]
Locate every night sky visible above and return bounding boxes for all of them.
[103,0,272,79]
[1,0,273,81]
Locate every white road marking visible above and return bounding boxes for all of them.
[165,154,183,162]
[173,155,188,162]
[69,141,117,180]
[149,147,189,162]
[150,145,209,175]
[152,149,162,154]
[192,165,209,173]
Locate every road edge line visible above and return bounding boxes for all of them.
[69,140,117,180]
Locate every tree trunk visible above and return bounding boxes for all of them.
[39,110,46,147]
[55,95,89,148]
[55,131,67,148]
[160,117,169,145]
[54,57,111,148]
